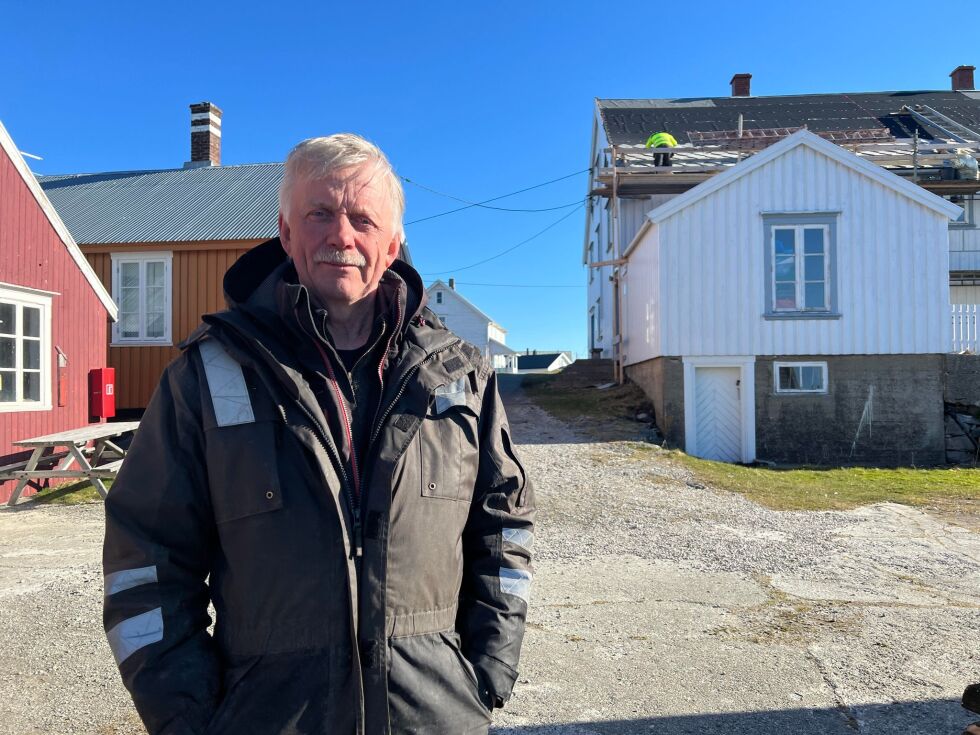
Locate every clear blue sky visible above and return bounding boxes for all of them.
[3,1,976,355]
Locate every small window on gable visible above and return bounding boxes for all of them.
[436,291,443,304]
[775,362,827,394]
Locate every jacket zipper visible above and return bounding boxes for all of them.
[313,340,366,556]
[369,339,461,448]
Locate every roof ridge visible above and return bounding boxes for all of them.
[37,161,284,180]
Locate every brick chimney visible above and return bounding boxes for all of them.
[951,65,976,91]
[448,278,456,290]
[731,73,752,97]
[186,102,222,167]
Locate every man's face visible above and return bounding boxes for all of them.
[279,163,401,310]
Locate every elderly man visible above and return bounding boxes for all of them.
[103,134,535,735]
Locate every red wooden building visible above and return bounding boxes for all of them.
[0,120,117,504]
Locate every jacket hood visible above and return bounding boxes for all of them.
[222,237,428,327]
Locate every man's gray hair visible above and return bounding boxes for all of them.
[279,133,405,239]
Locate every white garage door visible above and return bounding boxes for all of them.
[693,366,742,462]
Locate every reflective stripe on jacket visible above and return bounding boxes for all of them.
[103,240,535,735]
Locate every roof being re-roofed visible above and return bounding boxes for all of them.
[598,90,980,146]
[38,163,283,245]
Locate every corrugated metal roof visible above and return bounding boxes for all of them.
[38,163,283,245]
[598,90,980,146]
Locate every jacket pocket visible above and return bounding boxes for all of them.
[420,377,479,501]
[206,421,284,523]
[387,631,492,732]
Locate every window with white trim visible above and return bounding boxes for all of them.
[774,362,828,394]
[436,291,443,304]
[763,213,839,319]
[948,195,977,228]
[0,286,52,411]
[111,252,172,345]
[773,225,829,311]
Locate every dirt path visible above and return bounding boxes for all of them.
[0,381,977,734]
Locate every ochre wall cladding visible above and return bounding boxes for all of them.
[754,354,946,467]
[626,357,685,448]
[86,247,249,410]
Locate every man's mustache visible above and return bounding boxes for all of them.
[313,248,367,267]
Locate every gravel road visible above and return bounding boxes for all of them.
[1,379,978,734]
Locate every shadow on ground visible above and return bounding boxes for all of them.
[491,698,976,734]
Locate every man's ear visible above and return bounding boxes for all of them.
[278,211,292,256]
[384,232,401,268]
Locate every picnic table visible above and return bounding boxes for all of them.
[2,422,140,506]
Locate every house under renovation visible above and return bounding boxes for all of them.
[585,66,980,465]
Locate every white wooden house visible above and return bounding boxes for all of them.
[586,71,980,362]
[619,130,962,466]
[426,280,517,372]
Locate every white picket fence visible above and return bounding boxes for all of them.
[952,305,979,353]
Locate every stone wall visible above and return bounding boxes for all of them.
[625,357,685,447]
[755,354,946,466]
[943,353,980,465]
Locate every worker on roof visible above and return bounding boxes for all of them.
[645,131,678,168]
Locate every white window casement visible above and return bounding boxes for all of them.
[773,225,829,311]
[0,284,53,412]
[763,213,840,320]
[774,361,828,394]
[948,195,977,228]
[436,291,443,304]
[111,252,173,346]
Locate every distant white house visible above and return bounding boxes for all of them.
[426,279,517,372]
[516,351,574,373]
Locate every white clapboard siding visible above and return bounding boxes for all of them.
[952,305,980,352]
[952,286,980,304]
[949,227,980,271]
[623,140,954,362]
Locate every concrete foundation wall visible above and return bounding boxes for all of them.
[626,357,685,447]
[755,354,946,466]
[944,353,980,408]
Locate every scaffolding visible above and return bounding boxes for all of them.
[588,126,980,383]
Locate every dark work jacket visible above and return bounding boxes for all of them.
[102,239,536,735]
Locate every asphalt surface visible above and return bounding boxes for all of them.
[0,377,977,734]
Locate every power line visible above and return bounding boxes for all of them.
[435,282,584,288]
[421,203,585,276]
[403,169,589,226]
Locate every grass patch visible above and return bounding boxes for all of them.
[30,479,110,505]
[522,369,980,515]
[665,450,980,512]
[522,373,646,422]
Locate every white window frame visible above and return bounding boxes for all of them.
[436,291,443,304]
[948,195,977,228]
[774,361,828,394]
[0,284,54,412]
[111,252,173,346]
[771,225,831,313]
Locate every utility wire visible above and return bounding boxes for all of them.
[403,169,589,226]
[422,203,585,276]
[435,282,584,288]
